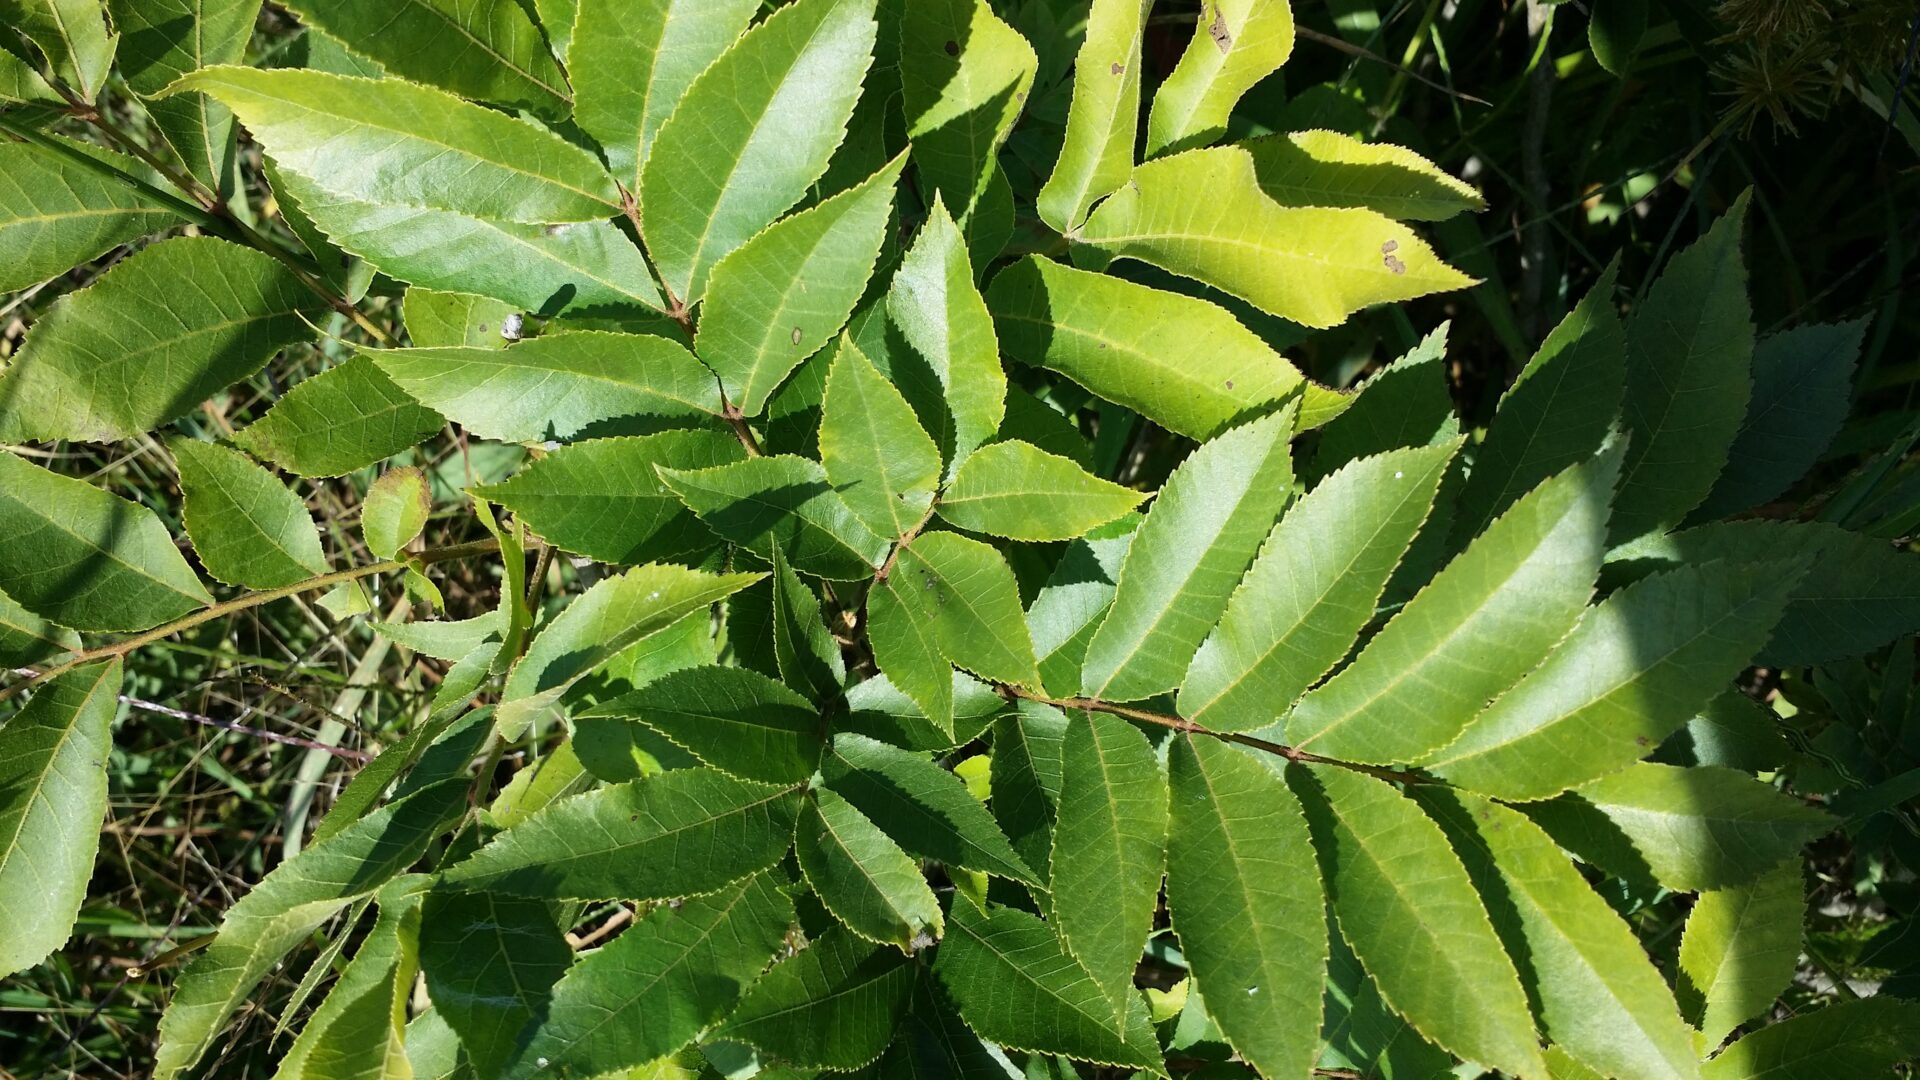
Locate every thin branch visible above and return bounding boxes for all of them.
[996,684,1429,786]
[118,696,374,762]
[0,539,509,705]
[874,504,940,582]
[1297,26,1490,108]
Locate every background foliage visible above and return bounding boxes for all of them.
[3,0,1920,1077]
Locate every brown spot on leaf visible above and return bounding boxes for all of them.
[1224,380,1234,389]
[1383,254,1407,275]
[944,39,959,56]
[1381,239,1399,254]
[1635,735,1651,748]
[1208,6,1233,53]
[1111,61,1126,75]
[791,326,803,345]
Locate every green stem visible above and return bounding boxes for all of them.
[0,539,508,705]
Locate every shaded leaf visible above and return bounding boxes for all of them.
[581,664,823,785]
[1292,764,1545,1080]
[1677,858,1804,1049]
[2,0,116,99]
[172,438,327,589]
[367,332,721,444]
[504,873,792,1079]
[474,431,743,565]
[0,661,121,978]
[0,137,181,293]
[0,451,212,632]
[938,440,1145,542]
[661,455,890,580]
[934,901,1166,1073]
[276,0,568,116]
[0,587,81,668]
[772,547,847,703]
[799,788,943,950]
[892,531,1041,688]
[234,354,445,479]
[1700,998,1920,1079]
[0,235,322,443]
[899,0,1038,213]
[1166,735,1325,1080]
[823,733,1038,884]
[1243,129,1484,220]
[440,767,801,900]
[720,925,916,1070]
[886,198,1007,476]
[416,890,571,1077]
[272,877,425,1080]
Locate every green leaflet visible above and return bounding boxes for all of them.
[439,768,801,900]
[820,336,943,538]
[473,432,744,565]
[497,563,761,730]
[869,558,957,726]
[150,779,468,1080]
[1078,147,1475,329]
[934,902,1166,1073]
[0,235,322,443]
[110,0,257,187]
[0,587,81,668]
[1051,711,1167,1014]
[271,878,424,1080]
[991,702,1069,882]
[699,154,905,417]
[1677,858,1805,1049]
[271,164,668,317]
[275,0,568,117]
[937,439,1146,542]
[1451,262,1626,544]
[1611,192,1754,542]
[771,546,847,703]
[501,873,793,1080]
[1305,324,1458,483]
[172,438,327,588]
[572,0,758,190]
[1082,407,1295,703]
[1428,560,1800,800]
[0,46,59,102]
[721,926,916,1070]
[0,451,212,632]
[401,287,515,349]
[0,661,121,978]
[1027,518,1137,698]
[361,466,429,561]
[891,531,1041,687]
[899,0,1038,213]
[987,256,1346,441]
[171,67,617,223]
[1615,519,1920,667]
[580,664,824,784]
[1523,763,1834,892]
[885,198,1008,476]
[1700,998,1920,1079]
[1589,0,1648,75]
[1178,442,1455,730]
[1165,735,1325,1080]
[661,455,890,581]
[879,971,1005,1080]
[1291,764,1546,1080]
[366,332,721,444]
[1001,385,1094,467]
[1242,129,1486,220]
[416,890,571,1077]
[1694,319,1866,521]
[1037,0,1148,233]
[639,0,879,303]
[1,0,116,100]
[1284,442,1622,764]
[1317,925,1453,1077]
[234,354,445,479]
[0,138,181,293]
[839,670,1006,753]
[1147,0,1295,157]
[1418,789,1700,1080]
[798,788,944,950]
[823,733,1039,884]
